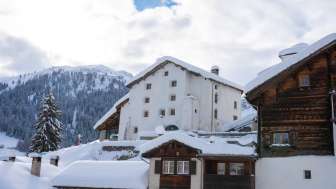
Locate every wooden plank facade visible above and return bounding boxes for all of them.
[247,44,336,157]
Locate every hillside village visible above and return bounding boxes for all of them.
[2,33,336,189]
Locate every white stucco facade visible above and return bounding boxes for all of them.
[256,156,336,189]
[118,61,242,140]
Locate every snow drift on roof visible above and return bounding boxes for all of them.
[93,93,129,129]
[139,131,256,156]
[245,33,336,93]
[127,56,243,91]
[52,160,149,189]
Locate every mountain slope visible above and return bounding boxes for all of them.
[0,65,131,151]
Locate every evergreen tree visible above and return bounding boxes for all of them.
[30,91,63,153]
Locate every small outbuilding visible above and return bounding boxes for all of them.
[140,131,257,189]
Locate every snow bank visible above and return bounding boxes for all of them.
[0,161,60,189]
[45,140,146,167]
[52,160,149,189]
[0,132,18,148]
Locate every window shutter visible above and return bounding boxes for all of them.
[190,160,197,175]
[154,160,161,174]
[264,133,271,146]
[174,161,177,174]
[289,131,297,147]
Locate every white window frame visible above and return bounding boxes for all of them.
[217,163,226,175]
[229,163,244,176]
[177,161,189,175]
[162,160,175,175]
[273,132,289,145]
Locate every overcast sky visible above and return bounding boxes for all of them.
[0,0,336,85]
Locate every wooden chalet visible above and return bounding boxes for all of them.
[93,93,129,141]
[141,131,257,189]
[245,33,336,157]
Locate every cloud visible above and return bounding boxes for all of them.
[0,0,336,85]
[0,33,49,76]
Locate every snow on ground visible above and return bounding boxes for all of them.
[0,132,18,148]
[45,139,145,167]
[52,161,149,189]
[0,161,60,189]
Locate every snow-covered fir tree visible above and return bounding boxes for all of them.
[30,91,63,153]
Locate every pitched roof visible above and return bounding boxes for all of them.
[93,93,129,130]
[139,131,256,156]
[52,160,149,189]
[245,33,336,94]
[126,56,243,91]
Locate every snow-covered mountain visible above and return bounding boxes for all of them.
[0,65,131,151]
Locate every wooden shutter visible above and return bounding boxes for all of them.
[264,133,272,147]
[190,160,197,175]
[154,160,161,174]
[289,131,297,147]
[174,160,177,174]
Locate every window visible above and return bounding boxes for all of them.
[229,163,244,176]
[299,74,310,87]
[170,95,176,101]
[214,85,218,90]
[143,110,149,117]
[170,108,176,116]
[164,71,169,76]
[195,109,197,113]
[214,93,218,104]
[134,127,138,133]
[233,115,238,120]
[217,163,226,175]
[234,101,237,109]
[146,83,152,90]
[144,97,150,103]
[160,109,165,117]
[214,109,218,119]
[162,160,175,174]
[171,80,177,87]
[177,161,189,175]
[304,170,312,179]
[273,132,289,144]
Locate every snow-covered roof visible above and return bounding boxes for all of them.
[127,56,243,91]
[245,33,336,93]
[93,93,129,130]
[139,131,256,156]
[221,111,257,132]
[52,160,149,189]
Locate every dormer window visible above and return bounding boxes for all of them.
[171,80,177,87]
[146,83,152,90]
[299,74,310,87]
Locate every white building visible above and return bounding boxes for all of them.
[94,56,243,140]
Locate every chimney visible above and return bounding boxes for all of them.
[30,153,42,177]
[50,155,59,167]
[211,66,219,75]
